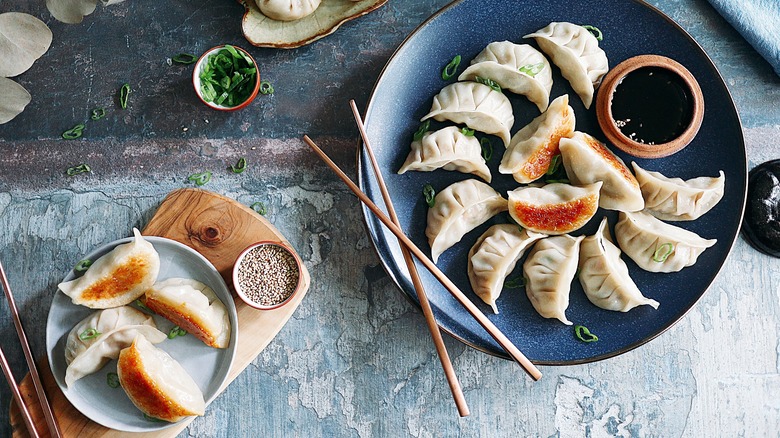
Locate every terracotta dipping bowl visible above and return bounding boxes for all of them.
[232,241,303,310]
[192,45,260,111]
[596,54,704,159]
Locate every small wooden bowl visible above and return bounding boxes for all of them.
[596,55,704,159]
[232,241,303,310]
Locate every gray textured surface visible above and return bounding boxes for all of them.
[0,0,778,437]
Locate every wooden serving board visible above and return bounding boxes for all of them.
[10,188,311,438]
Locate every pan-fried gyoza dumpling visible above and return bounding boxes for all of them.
[615,211,717,273]
[579,217,659,311]
[421,82,514,147]
[118,334,205,422]
[632,162,725,221]
[144,278,231,349]
[64,306,166,387]
[523,234,584,325]
[560,131,644,212]
[499,94,575,183]
[426,179,508,263]
[525,22,608,109]
[256,0,321,21]
[458,41,553,112]
[398,126,492,182]
[468,225,546,314]
[508,182,601,235]
[58,228,160,309]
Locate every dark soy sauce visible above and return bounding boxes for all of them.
[611,66,694,145]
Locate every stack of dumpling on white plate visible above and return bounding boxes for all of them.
[58,228,232,423]
[398,22,725,325]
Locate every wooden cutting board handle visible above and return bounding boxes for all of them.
[10,188,310,438]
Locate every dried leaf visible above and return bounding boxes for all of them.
[0,13,53,77]
[46,0,127,24]
[0,77,32,124]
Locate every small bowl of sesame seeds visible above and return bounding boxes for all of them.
[232,241,302,310]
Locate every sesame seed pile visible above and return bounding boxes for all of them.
[237,244,300,307]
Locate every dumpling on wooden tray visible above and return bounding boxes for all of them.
[144,278,231,349]
[58,228,160,309]
[118,334,206,423]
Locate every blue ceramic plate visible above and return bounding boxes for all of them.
[358,0,747,364]
[46,235,238,431]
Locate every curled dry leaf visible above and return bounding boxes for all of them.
[0,12,53,77]
[46,0,127,24]
[0,77,32,124]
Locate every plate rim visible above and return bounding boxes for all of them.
[357,0,748,365]
[45,234,239,431]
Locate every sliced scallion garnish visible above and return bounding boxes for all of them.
[168,326,187,339]
[441,55,461,80]
[90,108,106,121]
[581,25,603,41]
[480,138,493,162]
[79,328,101,341]
[106,372,120,388]
[199,46,257,107]
[460,127,475,136]
[545,178,570,184]
[74,259,92,272]
[422,184,436,208]
[546,155,563,176]
[259,81,274,95]
[66,163,91,176]
[172,53,197,65]
[119,83,131,109]
[574,325,599,343]
[230,157,247,174]
[134,299,154,314]
[62,123,85,140]
[652,242,674,262]
[187,171,212,186]
[250,201,267,215]
[503,276,526,289]
[474,76,502,93]
[413,120,430,142]
[518,62,545,77]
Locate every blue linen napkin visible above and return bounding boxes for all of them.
[706,0,780,75]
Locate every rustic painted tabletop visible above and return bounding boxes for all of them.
[1,0,779,436]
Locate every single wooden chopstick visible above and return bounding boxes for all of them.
[0,345,40,437]
[302,134,542,381]
[350,100,470,417]
[0,260,63,438]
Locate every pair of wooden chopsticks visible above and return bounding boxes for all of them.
[0,260,62,438]
[302,100,542,416]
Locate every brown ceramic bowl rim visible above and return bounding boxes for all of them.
[232,241,303,310]
[595,54,704,159]
[192,45,261,111]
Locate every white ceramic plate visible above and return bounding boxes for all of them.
[46,235,238,432]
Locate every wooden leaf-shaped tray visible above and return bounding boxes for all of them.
[241,0,388,49]
[10,188,310,437]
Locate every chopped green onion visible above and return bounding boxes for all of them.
[74,259,92,272]
[134,299,154,314]
[460,127,475,136]
[423,184,436,208]
[106,372,120,388]
[441,55,461,80]
[230,157,247,174]
[187,171,212,186]
[503,276,526,289]
[66,164,91,176]
[168,326,187,339]
[250,201,267,215]
[413,120,430,141]
[474,76,502,93]
[79,328,101,341]
[119,83,131,109]
[198,46,257,107]
[546,155,563,176]
[652,242,674,262]
[62,124,85,140]
[518,62,545,77]
[172,53,197,65]
[545,179,570,184]
[581,25,603,41]
[480,138,493,162]
[259,81,274,95]
[90,108,106,121]
[574,325,599,343]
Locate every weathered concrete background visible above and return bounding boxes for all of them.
[0,0,778,436]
